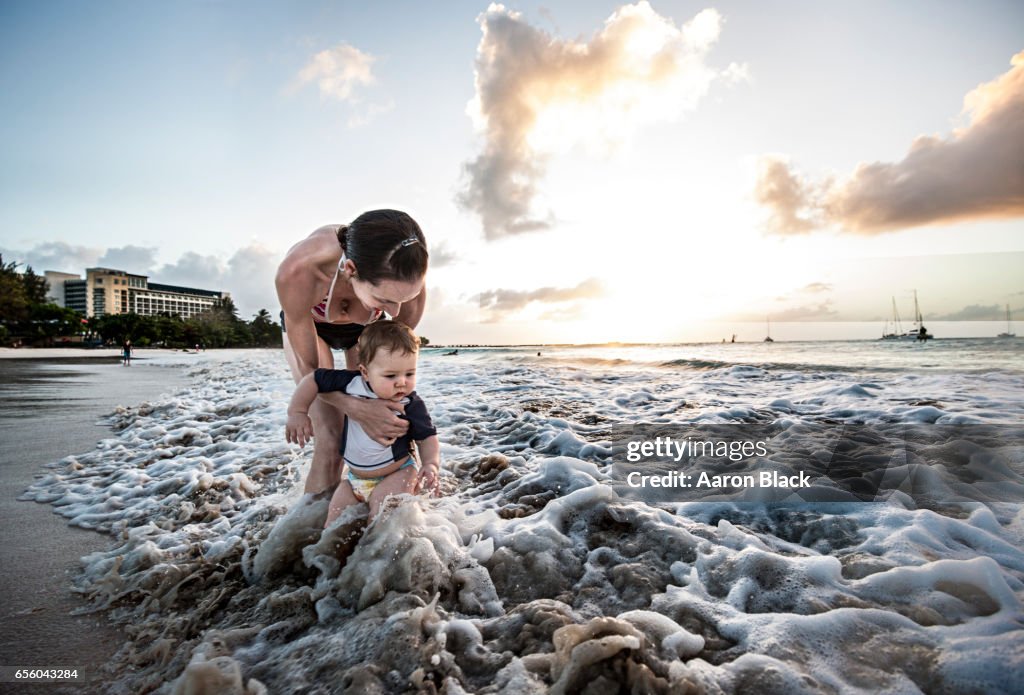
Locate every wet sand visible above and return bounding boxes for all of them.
[0,347,188,360]
[0,356,193,693]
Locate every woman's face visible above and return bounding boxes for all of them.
[349,273,424,318]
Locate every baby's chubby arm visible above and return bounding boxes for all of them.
[285,373,319,447]
[416,435,442,496]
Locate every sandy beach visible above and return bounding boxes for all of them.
[0,354,194,691]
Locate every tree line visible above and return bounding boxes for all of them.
[0,255,282,349]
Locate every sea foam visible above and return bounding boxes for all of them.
[20,344,1024,693]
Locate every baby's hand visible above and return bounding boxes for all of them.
[286,412,314,448]
[418,462,440,497]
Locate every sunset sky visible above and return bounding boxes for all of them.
[2,1,1022,343]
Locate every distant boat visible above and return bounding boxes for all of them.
[763,316,774,342]
[997,304,1016,339]
[881,290,932,341]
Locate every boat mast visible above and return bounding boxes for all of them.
[891,297,902,335]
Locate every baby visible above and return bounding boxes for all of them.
[286,320,440,527]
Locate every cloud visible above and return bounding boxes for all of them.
[154,252,227,289]
[2,241,282,319]
[459,2,738,239]
[0,241,101,273]
[429,241,458,268]
[153,245,281,318]
[346,98,395,128]
[295,43,376,102]
[473,277,604,321]
[0,242,157,276]
[97,245,158,273]
[733,300,839,322]
[769,302,839,321]
[775,282,834,299]
[223,244,281,319]
[933,303,1005,321]
[539,303,586,321]
[773,282,834,303]
[756,51,1024,235]
[754,158,823,233]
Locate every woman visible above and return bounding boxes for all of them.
[276,209,428,494]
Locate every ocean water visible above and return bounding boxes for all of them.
[19,339,1024,694]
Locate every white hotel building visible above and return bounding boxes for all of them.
[45,267,228,319]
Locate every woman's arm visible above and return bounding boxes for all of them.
[276,255,324,377]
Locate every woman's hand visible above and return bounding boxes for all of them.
[286,412,314,447]
[346,396,410,445]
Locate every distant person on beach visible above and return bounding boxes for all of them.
[276,210,428,495]
[285,321,440,527]
[122,340,132,366]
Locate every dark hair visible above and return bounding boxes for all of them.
[357,320,420,365]
[336,209,428,285]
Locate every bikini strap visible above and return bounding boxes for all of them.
[322,253,346,324]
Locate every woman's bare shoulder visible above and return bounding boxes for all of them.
[276,225,343,301]
[284,225,342,257]
[281,226,343,268]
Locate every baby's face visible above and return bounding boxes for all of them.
[360,348,418,401]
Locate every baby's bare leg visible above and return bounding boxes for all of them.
[367,465,419,521]
[325,479,360,528]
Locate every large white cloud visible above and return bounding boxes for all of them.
[756,50,1024,235]
[459,2,739,239]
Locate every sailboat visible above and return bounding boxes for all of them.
[997,304,1016,339]
[763,316,774,342]
[881,290,932,341]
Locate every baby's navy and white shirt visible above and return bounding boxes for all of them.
[313,368,436,474]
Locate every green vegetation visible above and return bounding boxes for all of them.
[0,254,282,349]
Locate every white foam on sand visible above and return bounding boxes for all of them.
[20,347,1024,693]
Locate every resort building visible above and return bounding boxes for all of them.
[42,271,80,308]
[44,268,228,319]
